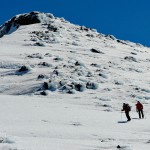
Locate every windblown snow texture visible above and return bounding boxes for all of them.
[0,12,150,150]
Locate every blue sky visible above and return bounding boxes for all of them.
[1,0,150,46]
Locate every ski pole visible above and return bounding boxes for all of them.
[143,110,145,119]
[121,111,122,121]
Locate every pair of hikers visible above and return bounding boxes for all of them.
[121,101,144,121]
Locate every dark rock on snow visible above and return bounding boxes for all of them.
[18,65,29,72]
[0,11,54,38]
[90,48,104,54]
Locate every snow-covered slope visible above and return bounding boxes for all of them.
[0,12,150,150]
[0,12,149,98]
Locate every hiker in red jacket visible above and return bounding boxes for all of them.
[136,101,144,119]
[121,103,131,121]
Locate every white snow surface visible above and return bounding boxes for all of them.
[0,12,150,149]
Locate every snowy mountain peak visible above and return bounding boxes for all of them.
[0,11,150,150]
[0,11,54,38]
[0,11,149,98]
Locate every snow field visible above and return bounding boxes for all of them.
[0,95,149,150]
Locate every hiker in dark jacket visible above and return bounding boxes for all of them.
[121,103,131,121]
[136,101,144,119]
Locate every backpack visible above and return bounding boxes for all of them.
[126,104,131,111]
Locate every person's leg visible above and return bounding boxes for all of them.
[126,112,131,121]
[139,111,141,119]
[128,112,131,121]
[141,110,144,118]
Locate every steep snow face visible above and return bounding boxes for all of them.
[0,11,54,38]
[0,11,149,100]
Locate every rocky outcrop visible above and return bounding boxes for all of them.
[0,11,54,38]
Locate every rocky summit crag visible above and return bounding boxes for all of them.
[0,11,54,38]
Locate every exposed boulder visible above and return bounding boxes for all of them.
[105,34,116,40]
[38,62,52,67]
[37,74,46,79]
[27,53,43,59]
[18,65,29,72]
[43,81,58,91]
[40,91,48,96]
[16,65,32,75]
[47,25,58,32]
[74,82,86,92]
[34,42,45,47]
[86,81,99,90]
[90,48,104,54]
[117,145,121,149]
[124,56,138,62]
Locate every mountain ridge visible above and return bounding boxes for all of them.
[0,11,145,48]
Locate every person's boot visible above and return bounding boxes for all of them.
[127,117,131,121]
